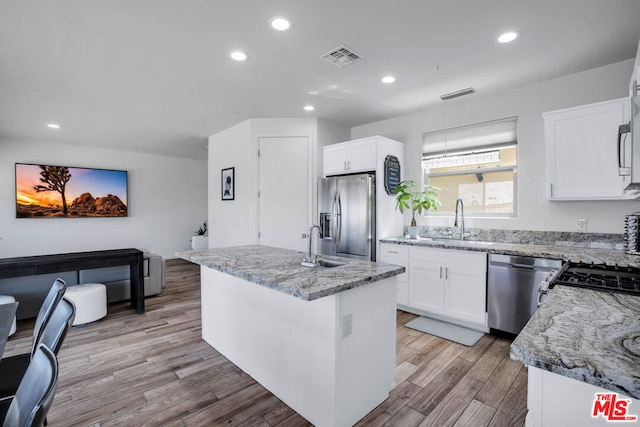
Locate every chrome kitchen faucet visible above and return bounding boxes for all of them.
[301,225,322,267]
[454,198,465,240]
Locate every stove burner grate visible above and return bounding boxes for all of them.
[550,262,640,295]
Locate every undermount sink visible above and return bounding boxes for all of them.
[317,259,347,268]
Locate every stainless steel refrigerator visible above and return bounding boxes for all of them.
[318,173,376,261]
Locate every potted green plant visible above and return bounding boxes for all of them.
[191,221,208,250]
[395,180,440,239]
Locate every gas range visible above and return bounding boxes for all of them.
[549,261,640,296]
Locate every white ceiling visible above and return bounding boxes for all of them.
[1,1,639,159]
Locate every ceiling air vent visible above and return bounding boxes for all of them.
[440,87,475,101]
[320,45,364,68]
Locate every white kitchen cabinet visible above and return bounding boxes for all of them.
[323,138,377,176]
[445,263,488,324]
[526,366,640,426]
[407,246,487,329]
[409,260,445,313]
[544,97,632,200]
[379,244,409,306]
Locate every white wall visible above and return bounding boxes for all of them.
[351,59,640,234]
[208,118,349,248]
[207,120,256,248]
[0,139,207,258]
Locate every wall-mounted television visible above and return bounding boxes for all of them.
[15,163,128,218]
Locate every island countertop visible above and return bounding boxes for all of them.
[510,285,640,399]
[176,244,405,301]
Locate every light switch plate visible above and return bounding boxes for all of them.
[342,314,352,337]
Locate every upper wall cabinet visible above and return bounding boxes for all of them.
[323,138,377,176]
[544,97,632,200]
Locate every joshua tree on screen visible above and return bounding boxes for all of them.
[33,165,72,216]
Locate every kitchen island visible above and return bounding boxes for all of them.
[176,245,405,427]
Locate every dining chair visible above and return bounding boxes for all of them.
[1,278,67,361]
[0,294,73,398]
[30,279,67,356]
[0,343,59,427]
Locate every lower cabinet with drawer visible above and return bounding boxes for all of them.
[379,244,409,306]
[381,243,488,331]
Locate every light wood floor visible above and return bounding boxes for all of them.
[3,259,527,426]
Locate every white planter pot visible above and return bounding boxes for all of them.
[191,235,208,250]
[407,226,421,239]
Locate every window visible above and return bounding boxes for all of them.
[422,117,517,217]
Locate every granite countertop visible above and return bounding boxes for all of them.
[383,232,640,397]
[176,244,405,301]
[379,237,640,267]
[510,285,640,399]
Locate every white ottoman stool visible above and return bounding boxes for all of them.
[64,283,107,326]
[0,295,17,336]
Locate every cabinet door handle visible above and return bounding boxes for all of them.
[344,161,348,170]
[388,250,399,254]
[439,266,443,279]
[445,267,449,280]
[619,123,631,176]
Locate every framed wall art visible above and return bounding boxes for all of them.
[16,163,128,218]
[221,167,235,201]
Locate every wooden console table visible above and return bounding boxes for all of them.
[0,248,145,314]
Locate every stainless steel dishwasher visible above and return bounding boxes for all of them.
[488,254,562,335]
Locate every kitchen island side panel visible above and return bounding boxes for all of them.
[199,266,396,427]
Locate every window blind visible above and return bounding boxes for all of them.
[422,116,517,156]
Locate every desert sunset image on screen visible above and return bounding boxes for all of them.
[16,163,128,218]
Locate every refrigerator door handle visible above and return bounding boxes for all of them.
[331,192,339,251]
[336,193,342,250]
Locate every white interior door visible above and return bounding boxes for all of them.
[258,136,309,252]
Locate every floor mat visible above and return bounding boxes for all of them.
[405,316,484,346]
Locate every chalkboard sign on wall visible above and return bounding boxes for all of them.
[384,155,401,195]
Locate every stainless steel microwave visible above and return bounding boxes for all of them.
[619,83,640,191]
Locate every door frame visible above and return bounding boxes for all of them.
[255,132,315,246]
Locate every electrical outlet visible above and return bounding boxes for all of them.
[577,218,587,232]
[342,314,352,337]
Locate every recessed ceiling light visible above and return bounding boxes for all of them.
[303,105,315,111]
[270,17,292,31]
[497,31,519,43]
[229,50,248,61]
[381,75,396,84]
[47,123,60,129]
